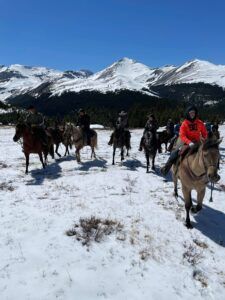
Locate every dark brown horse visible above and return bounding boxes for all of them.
[142,131,158,172]
[13,123,54,174]
[47,126,72,157]
[158,129,174,152]
[111,129,131,165]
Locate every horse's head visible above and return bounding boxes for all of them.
[13,123,24,142]
[201,138,222,183]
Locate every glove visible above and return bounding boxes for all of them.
[189,142,195,147]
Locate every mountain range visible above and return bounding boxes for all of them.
[1,58,225,117]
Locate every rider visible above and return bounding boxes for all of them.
[76,108,92,144]
[25,105,48,146]
[160,105,208,176]
[166,118,175,136]
[205,120,212,134]
[167,117,184,152]
[139,113,159,151]
[108,110,131,148]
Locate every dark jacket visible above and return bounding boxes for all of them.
[76,114,90,130]
[145,119,158,133]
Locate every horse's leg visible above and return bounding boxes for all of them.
[42,149,48,165]
[55,143,61,158]
[50,144,54,159]
[126,147,129,157]
[64,144,68,156]
[182,185,193,229]
[91,146,96,159]
[173,172,178,197]
[121,147,124,161]
[39,152,45,169]
[145,151,149,173]
[112,147,116,165]
[25,152,29,174]
[151,154,155,171]
[76,148,81,163]
[192,187,205,213]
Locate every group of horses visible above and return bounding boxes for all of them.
[13,122,222,229]
[13,123,97,174]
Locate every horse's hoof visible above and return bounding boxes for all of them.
[185,222,193,229]
[173,192,178,198]
[191,205,202,214]
[25,171,28,175]
[151,166,155,171]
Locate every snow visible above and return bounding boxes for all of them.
[90,124,104,129]
[0,125,225,299]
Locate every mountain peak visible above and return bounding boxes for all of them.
[117,57,136,64]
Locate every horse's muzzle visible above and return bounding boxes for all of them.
[208,172,220,183]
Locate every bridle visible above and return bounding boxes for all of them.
[186,145,219,179]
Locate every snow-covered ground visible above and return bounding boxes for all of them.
[0,126,225,300]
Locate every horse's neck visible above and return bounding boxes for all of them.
[188,148,205,176]
[22,128,35,145]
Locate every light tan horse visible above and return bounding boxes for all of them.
[69,124,97,163]
[172,138,221,229]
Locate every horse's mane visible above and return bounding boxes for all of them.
[202,138,220,150]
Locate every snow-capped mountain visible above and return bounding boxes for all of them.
[50,58,159,97]
[1,58,225,103]
[0,64,92,102]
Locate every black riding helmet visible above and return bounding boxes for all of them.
[185,105,198,121]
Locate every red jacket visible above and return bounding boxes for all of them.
[179,118,208,145]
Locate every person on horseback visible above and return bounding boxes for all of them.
[76,108,92,145]
[205,120,212,134]
[160,105,208,176]
[25,105,48,146]
[108,110,131,148]
[166,118,175,136]
[167,117,184,152]
[139,113,160,152]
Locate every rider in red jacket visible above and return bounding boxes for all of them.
[161,105,208,176]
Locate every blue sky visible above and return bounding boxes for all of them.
[1,0,225,71]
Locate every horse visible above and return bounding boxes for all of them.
[172,138,221,229]
[111,129,131,165]
[47,125,72,157]
[70,125,98,163]
[158,129,174,152]
[13,123,54,174]
[142,131,158,172]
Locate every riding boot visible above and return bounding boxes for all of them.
[160,149,179,176]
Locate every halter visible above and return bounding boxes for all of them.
[186,146,218,180]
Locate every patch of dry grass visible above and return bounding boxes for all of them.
[66,216,124,247]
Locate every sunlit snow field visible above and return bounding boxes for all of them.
[0,126,225,300]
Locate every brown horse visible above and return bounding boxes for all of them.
[111,129,131,165]
[158,129,172,152]
[47,126,72,157]
[13,123,54,174]
[172,138,221,229]
[142,131,158,172]
[70,125,98,163]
